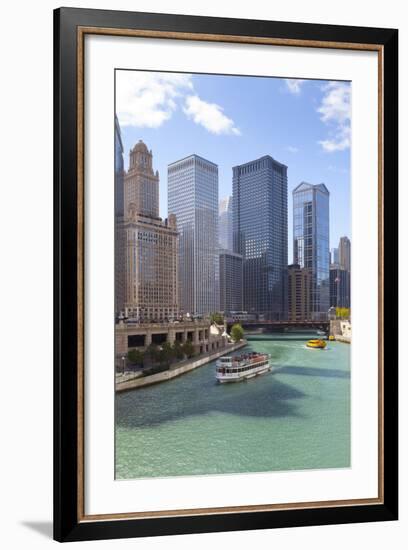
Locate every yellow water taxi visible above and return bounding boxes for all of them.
[306,339,327,349]
[328,335,335,341]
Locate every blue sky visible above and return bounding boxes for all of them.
[116,70,351,262]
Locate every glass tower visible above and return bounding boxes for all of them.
[293,182,330,320]
[330,266,350,309]
[114,115,125,316]
[232,155,288,320]
[219,196,233,251]
[219,249,243,315]
[168,155,219,316]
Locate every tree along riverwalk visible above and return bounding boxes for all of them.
[116,340,247,392]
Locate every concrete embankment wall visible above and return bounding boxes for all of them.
[116,340,247,392]
[335,335,351,344]
[329,320,351,344]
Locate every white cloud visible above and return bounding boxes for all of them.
[284,79,305,95]
[116,72,193,128]
[317,81,351,152]
[287,145,299,153]
[116,71,240,137]
[183,95,241,136]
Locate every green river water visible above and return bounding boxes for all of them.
[115,333,350,479]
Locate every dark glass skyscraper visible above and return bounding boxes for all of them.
[219,249,243,315]
[233,155,288,320]
[330,266,350,309]
[293,182,330,320]
[115,115,124,217]
[114,115,125,316]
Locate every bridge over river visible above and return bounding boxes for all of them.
[227,320,330,333]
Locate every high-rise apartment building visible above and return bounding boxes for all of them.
[219,249,243,315]
[293,182,330,321]
[232,155,288,320]
[114,115,125,316]
[168,155,219,316]
[219,196,233,251]
[338,236,351,272]
[288,264,311,321]
[123,141,179,322]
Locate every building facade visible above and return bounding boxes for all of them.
[330,266,351,309]
[168,154,219,316]
[219,249,243,315]
[123,142,179,322]
[288,264,311,321]
[114,115,126,316]
[232,155,288,320]
[338,236,351,272]
[293,182,330,321]
[219,195,233,251]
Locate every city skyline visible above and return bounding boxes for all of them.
[116,70,351,261]
[116,132,351,320]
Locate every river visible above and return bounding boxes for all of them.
[115,333,350,479]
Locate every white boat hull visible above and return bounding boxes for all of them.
[216,362,272,383]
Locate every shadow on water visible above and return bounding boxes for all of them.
[276,365,350,379]
[246,337,320,342]
[116,377,306,429]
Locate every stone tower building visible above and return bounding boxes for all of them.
[123,141,179,322]
[124,140,159,219]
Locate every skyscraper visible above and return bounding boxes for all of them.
[219,249,243,315]
[114,115,125,316]
[168,155,219,316]
[124,211,179,322]
[338,236,351,272]
[123,141,179,322]
[293,182,330,321]
[233,155,288,320]
[288,264,311,321]
[219,196,233,251]
[330,266,350,309]
[115,115,125,218]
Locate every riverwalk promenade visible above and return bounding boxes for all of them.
[116,340,247,392]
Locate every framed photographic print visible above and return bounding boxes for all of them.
[54,7,398,542]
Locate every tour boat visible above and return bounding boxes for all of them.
[306,339,327,349]
[215,352,272,383]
